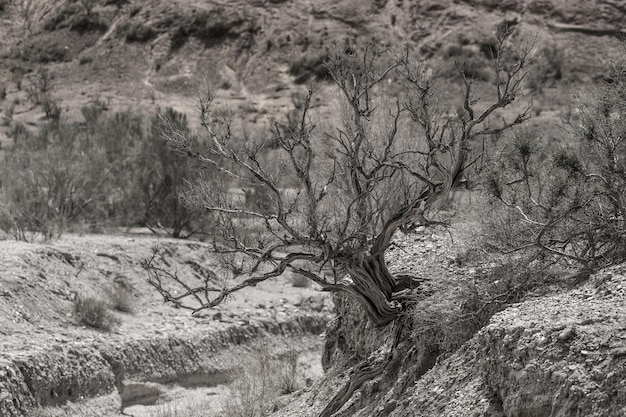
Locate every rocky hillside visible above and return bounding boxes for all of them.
[271,232,626,417]
[0,0,625,139]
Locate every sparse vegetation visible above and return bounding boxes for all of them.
[43,2,108,33]
[73,295,121,331]
[42,96,62,120]
[291,274,310,288]
[104,280,135,313]
[411,260,552,355]
[277,347,300,394]
[225,344,301,417]
[289,51,331,84]
[0,106,203,240]
[18,0,34,35]
[124,22,157,42]
[24,69,53,106]
[141,108,203,238]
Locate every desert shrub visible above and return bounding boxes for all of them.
[0,123,83,240]
[526,43,566,93]
[44,2,108,33]
[411,260,552,354]
[225,345,282,417]
[277,347,300,394]
[78,55,94,65]
[0,83,6,101]
[440,34,494,81]
[23,69,53,106]
[0,106,208,239]
[42,96,62,120]
[15,39,70,63]
[73,295,121,331]
[79,0,97,16]
[104,280,135,313]
[170,7,256,51]
[80,99,107,125]
[291,274,310,288]
[68,14,108,33]
[123,22,157,42]
[288,51,330,84]
[0,111,146,239]
[0,105,12,126]
[138,107,203,237]
[486,98,626,271]
[151,402,207,417]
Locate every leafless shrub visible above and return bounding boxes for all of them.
[24,69,53,106]
[42,96,62,120]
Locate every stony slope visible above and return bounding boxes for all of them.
[271,236,626,417]
[1,0,625,140]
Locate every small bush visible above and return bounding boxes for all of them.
[289,51,330,84]
[411,261,551,355]
[24,70,53,106]
[224,344,299,417]
[42,96,62,120]
[151,402,207,417]
[78,55,94,65]
[104,280,135,313]
[124,22,157,42]
[291,274,310,288]
[277,347,300,394]
[44,3,108,33]
[73,295,121,330]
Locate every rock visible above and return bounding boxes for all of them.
[612,347,626,358]
[309,295,326,312]
[558,327,575,340]
[275,311,289,324]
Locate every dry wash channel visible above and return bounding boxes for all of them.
[0,235,331,416]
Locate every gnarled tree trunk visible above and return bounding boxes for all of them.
[340,253,425,326]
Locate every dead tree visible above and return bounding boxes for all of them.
[145,29,533,326]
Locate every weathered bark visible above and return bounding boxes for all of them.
[340,254,425,327]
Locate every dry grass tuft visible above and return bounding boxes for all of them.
[73,295,121,331]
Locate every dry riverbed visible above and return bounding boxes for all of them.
[0,233,333,417]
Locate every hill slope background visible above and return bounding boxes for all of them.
[1,0,625,139]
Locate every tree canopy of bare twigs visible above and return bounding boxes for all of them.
[145,28,533,326]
